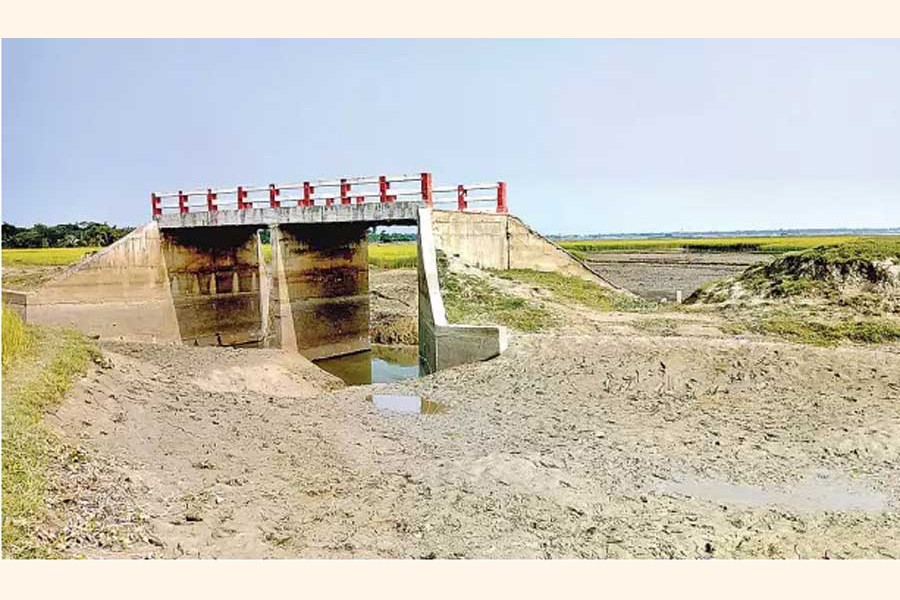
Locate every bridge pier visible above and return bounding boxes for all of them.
[270,222,370,360]
[160,225,266,346]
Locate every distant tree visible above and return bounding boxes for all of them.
[1,221,134,249]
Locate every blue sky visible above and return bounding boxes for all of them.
[2,39,898,234]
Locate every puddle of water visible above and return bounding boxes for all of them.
[658,472,889,512]
[314,344,420,386]
[369,394,446,415]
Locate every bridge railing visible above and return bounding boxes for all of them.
[151,172,507,217]
[431,182,507,214]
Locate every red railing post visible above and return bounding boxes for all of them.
[356,196,365,204]
[496,181,508,214]
[303,182,313,207]
[178,190,188,214]
[420,172,433,206]
[379,175,389,203]
[340,179,352,205]
[326,197,334,207]
[457,184,467,211]
[151,193,162,218]
[269,184,281,208]
[206,188,217,212]
[237,186,249,210]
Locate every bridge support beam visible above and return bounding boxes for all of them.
[270,222,370,360]
[160,225,266,346]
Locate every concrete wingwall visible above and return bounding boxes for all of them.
[417,208,507,374]
[10,222,182,343]
[4,221,271,346]
[431,210,620,289]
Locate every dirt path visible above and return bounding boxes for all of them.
[47,300,900,557]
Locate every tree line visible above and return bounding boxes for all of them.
[2,222,134,248]
[367,231,416,243]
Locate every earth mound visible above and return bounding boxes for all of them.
[687,238,900,311]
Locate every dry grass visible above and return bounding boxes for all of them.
[2,309,98,558]
[2,307,33,370]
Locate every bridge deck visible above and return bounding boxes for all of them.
[157,202,423,229]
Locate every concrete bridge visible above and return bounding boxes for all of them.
[5,172,613,374]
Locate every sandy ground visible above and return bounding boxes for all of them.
[42,270,900,558]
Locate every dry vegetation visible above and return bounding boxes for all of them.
[2,308,100,557]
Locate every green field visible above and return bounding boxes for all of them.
[2,247,102,266]
[368,243,417,268]
[558,235,900,255]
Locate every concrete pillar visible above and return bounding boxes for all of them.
[272,223,370,360]
[160,225,265,346]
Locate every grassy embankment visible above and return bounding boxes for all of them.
[436,252,557,332]
[493,269,653,313]
[2,308,98,558]
[437,254,660,332]
[690,238,900,346]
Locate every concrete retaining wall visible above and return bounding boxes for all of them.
[431,210,618,288]
[2,290,28,320]
[417,208,507,374]
[11,222,182,343]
